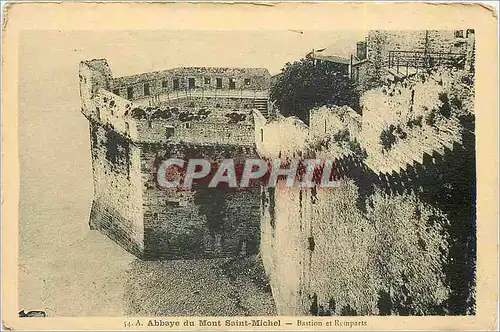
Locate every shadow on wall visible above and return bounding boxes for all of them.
[261,125,476,316]
[143,187,261,260]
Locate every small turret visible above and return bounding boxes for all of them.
[79,59,113,119]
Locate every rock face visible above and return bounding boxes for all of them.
[80,59,271,259]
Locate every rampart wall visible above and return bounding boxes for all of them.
[88,121,145,257]
[259,65,475,316]
[261,135,474,316]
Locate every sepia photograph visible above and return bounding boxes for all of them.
[2,2,498,331]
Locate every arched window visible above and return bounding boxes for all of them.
[260,128,264,142]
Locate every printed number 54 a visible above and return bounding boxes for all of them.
[124,320,143,327]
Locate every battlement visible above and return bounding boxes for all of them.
[91,88,255,146]
[254,105,361,161]
[79,59,269,146]
[309,105,362,141]
[113,66,271,99]
[360,66,473,175]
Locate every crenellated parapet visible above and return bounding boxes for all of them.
[80,59,261,147]
[360,67,472,176]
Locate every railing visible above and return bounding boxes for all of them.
[388,50,466,75]
[132,88,270,107]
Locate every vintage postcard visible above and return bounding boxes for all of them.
[1,2,498,331]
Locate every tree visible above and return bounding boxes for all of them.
[270,57,359,123]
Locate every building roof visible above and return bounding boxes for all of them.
[307,43,359,65]
[311,53,352,65]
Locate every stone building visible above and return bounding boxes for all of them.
[79,59,271,259]
[113,66,271,117]
[307,30,476,93]
[353,29,476,91]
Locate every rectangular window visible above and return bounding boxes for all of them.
[204,77,211,84]
[127,86,134,99]
[162,80,168,88]
[144,83,150,96]
[454,30,464,38]
[166,126,174,138]
[229,78,236,90]
[173,79,180,90]
[244,78,251,85]
[188,78,195,89]
[216,78,223,89]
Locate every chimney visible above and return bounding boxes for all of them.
[356,41,367,60]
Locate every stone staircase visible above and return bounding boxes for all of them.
[253,98,269,118]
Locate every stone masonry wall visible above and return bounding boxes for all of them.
[352,60,379,93]
[134,117,254,146]
[260,66,475,316]
[79,60,114,119]
[261,148,470,316]
[139,143,261,259]
[88,121,145,257]
[366,30,468,69]
[309,105,361,141]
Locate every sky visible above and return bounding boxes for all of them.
[20,30,365,76]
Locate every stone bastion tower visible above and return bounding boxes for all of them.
[79,59,271,260]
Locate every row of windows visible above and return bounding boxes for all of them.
[454,29,474,39]
[114,77,253,99]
